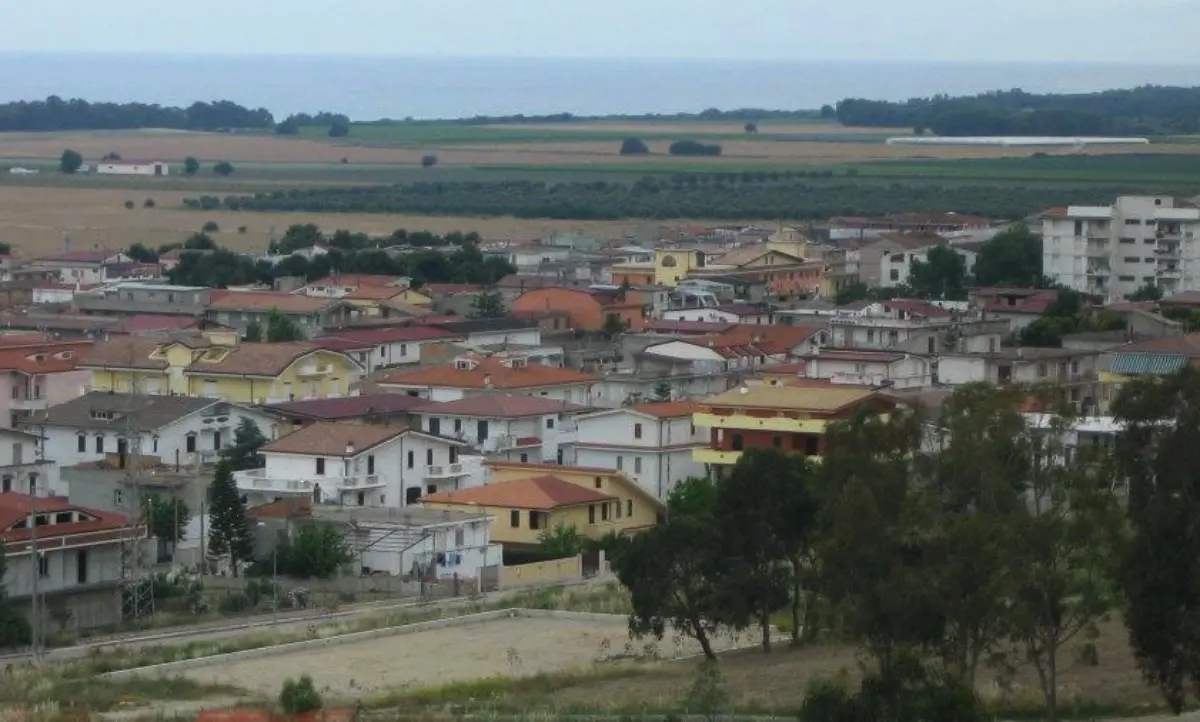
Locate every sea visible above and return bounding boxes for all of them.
[1,54,1199,121]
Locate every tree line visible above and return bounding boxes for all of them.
[152,225,514,289]
[836,85,1200,136]
[611,376,1200,721]
[0,96,343,132]
[198,176,1139,221]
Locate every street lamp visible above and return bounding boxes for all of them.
[256,521,278,626]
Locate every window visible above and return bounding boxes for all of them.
[546,418,555,430]
[407,451,414,469]
[113,489,124,507]
[77,435,86,453]
[1124,256,1140,263]
[1071,360,1080,374]
[186,434,196,453]
[454,419,462,433]
[455,528,465,546]
[1119,238,1136,244]
[615,500,623,519]
[889,269,900,281]
[95,436,104,454]
[400,344,408,355]
[601,503,610,521]
[616,456,623,470]
[772,435,782,449]
[1038,363,1048,378]
[0,476,9,493]
[510,510,520,528]
[37,553,48,579]
[1145,258,1157,263]
[633,423,642,439]
[1125,219,1141,226]
[634,457,642,474]
[367,455,375,474]
[315,457,326,475]
[529,511,543,530]
[805,436,819,455]
[379,347,385,358]
[731,434,744,451]
[594,477,602,489]
[588,504,596,524]
[1118,275,1136,282]
[626,499,633,517]
[520,453,528,463]
[426,449,434,465]
[76,550,88,584]
[1144,239,1156,245]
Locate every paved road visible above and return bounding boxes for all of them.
[2,580,595,666]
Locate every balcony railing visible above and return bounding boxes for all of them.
[234,469,387,493]
[425,463,468,479]
[693,412,828,434]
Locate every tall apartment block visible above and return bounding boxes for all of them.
[1042,196,1200,302]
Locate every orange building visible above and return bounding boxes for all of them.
[512,286,647,333]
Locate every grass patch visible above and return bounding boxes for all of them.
[0,670,242,714]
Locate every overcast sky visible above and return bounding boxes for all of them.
[4,0,1200,63]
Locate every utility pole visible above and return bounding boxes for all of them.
[29,498,40,663]
[118,354,154,623]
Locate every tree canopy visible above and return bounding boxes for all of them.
[59,148,83,174]
[972,224,1044,288]
[208,459,253,576]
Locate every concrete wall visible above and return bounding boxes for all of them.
[499,555,583,589]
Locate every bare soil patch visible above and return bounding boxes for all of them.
[0,186,668,257]
[179,616,743,699]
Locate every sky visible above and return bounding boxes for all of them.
[4,0,1200,63]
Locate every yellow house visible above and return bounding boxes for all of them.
[421,462,662,547]
[652,249,706,286]
[767,226,811,261]
[80,334,364,403]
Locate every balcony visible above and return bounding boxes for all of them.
[233,468,387,495]
[486,435,542,452]
[425,463,469,479]
[693,412,828,434]
[1086,266,1110,277]
[1158,268,1182,279]
[693,448,743,465]
[9,396,47,412]
[295,364,332,378]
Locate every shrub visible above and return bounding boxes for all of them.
[123,200,135,210]
[59,149,83,174]
[237,225,248,234]
[421,154,438,168]
[201,221,220,233]
[668,140,722,157]
[619,138,649,155]
[213,161,234,176]
[217,592,251,615]
[143,198,156,208]
[328,122,350,138]
[279,675,322,714]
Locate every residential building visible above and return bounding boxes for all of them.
[0,339,93,428]
[322,325,464,373]
[0,427,60,496]
[299,274,403,299]
[564,402,706,500]
[423,283,486,317]
[610,248,707,288]
[204,290,356,337]
[415,394,588,464]
[0,493,139,631]
[28,392,278,470]
[80,335,364,403]
[235,421,468,508]
[313,505,497,579]
[18,250,134,286]
[1097,333,1200,410]
[793,349,934,389]
[429,318,542,349]
[73,282,211,318]
[1042,195,1200,302]
[938,347,1100,411]
[661,303,773,325]
[512,286,647,333]
[639,325,823,377]
[262,393,431,432]
[828,212,994,238]
[692,385,898,472]
[972,287,1059,332]
[421,461,661,548]
[377,353,598,404]
[687,246,824,299]
[0,311,121,340]
[867,234,978,288]
[826,301,1007,355]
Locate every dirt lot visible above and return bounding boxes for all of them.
[0,186,671,256]
[179,615,745,698]
[2,130,1193,169]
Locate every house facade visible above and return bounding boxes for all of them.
[205,290,355,337]
[414,394,587,464]
[794,349,934,389]
[235,421,469,508]
[27,392,279,470]
[0,339,93,428]
[0,427,61,496]
[377,353,598,404]
[937,348,1101,411]
[512,287,646,333]
[323,325,464,373]
[564,402,706,500]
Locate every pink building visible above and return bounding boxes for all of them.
[0,338,94,428]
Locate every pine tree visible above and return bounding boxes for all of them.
[208,459,253,577]
[244,319,263,342]
[266,309,305,341]
[223,418,267,471]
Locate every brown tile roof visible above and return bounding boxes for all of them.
[186,342,354,377]
[261,421,410,457]
[311,274,400,288]
[714,246,805,267]
[628,401,704,418]
[1115,333,1200,357]
[80,336,170,370]
[330,326,461,344]
[422,475,615,510]
[344,286,406,301]
[378,356,596,390]
[704,385,883,412]
[0,341,93,374]
[421,394,590,418]
[423,283,484,295]
[265,393,431,420]
[801,349,908,363]
[1161,291,1200,307]
[207,291,336,314]
[644,320,740,335]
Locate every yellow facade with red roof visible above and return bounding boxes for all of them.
[420,461,661,546]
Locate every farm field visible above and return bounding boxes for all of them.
[0,186,669,257]
[178,614,743,698]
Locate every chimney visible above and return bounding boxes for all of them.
[345,442,355,456]
[484,374,493,388]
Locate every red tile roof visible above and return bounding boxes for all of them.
[883,300,952,319]
[645,320,740,335]
[1115,333,1200,357]
[112,315,201,334]
[379,356,596,390]
[420,394,590,418]
[310,274,400,288]
[0,493,132,546]
[423,283,484,295]
[208,290,336,313]
[0,341,93,374]
[343,286,407,301]
[261,421,412,456]
[628,401,703,418]
[422,475,615,510]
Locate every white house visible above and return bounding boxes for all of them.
[432,319,543,350]
[31,284,81,306]
[314,505,498,579]
[235,421,470,508]
[0,427,61,497]
[661,304,772,325]
[376,354,599,405]
[563,402,706,500]
[324,326,464,373]
[937,348,1101,411]
[793,349,934,389]
[414,394,588,465]
[97,161,169,177]
[26,392,279,470]
[0,492,138,631]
